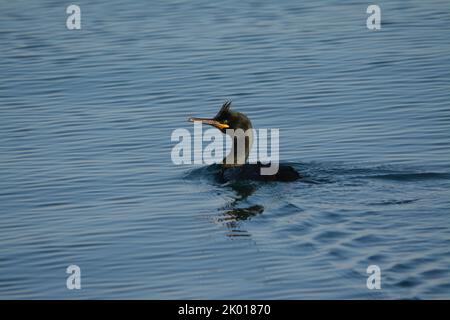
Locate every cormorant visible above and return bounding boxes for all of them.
[188,100,301,182]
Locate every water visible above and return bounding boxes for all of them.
[1,0,449,299]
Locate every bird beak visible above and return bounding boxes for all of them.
[188,117,229,130]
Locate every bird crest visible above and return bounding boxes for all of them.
[215,100,232,119]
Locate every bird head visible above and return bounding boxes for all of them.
[188,100,252,134]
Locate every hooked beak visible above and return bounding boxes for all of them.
[188,117,229,130]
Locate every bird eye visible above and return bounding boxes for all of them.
[223,120,228,124]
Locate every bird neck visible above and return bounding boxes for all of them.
[222,127,253,167]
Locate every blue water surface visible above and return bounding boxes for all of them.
[0,0,449,299]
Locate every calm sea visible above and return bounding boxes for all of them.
[0,0,449,299]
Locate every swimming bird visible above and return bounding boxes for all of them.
[188,100,301,182]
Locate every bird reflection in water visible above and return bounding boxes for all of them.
[216,181,264,237]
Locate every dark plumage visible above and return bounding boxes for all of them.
[189,100,301,182]
[220,162,300,182]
